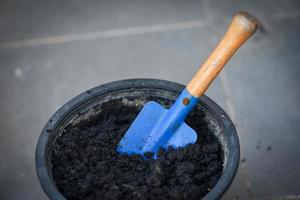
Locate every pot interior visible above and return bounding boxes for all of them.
[46,87,227,199]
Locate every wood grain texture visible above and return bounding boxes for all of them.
[187,12,258,97]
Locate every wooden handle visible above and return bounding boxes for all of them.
[186,11,258,97]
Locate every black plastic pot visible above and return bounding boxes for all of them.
[36,79,240,200]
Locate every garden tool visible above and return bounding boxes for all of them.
[117,12,258,157]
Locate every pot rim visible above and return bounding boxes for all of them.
[35,78,240,200]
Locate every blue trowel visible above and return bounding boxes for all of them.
[117,12,258,157]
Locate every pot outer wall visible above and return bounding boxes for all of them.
[35,79,240,200]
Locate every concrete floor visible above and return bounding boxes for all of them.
[0,0,300,199]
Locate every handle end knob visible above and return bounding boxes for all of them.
[234,11,259,34]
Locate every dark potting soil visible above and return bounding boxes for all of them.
[50,98,223,200]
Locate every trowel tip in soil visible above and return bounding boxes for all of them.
[117,93,198,158]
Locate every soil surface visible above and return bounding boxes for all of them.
[50,98,223,200]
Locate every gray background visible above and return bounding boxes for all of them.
[0,0,300,199]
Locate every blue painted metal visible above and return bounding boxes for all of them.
[117,88,199,157]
